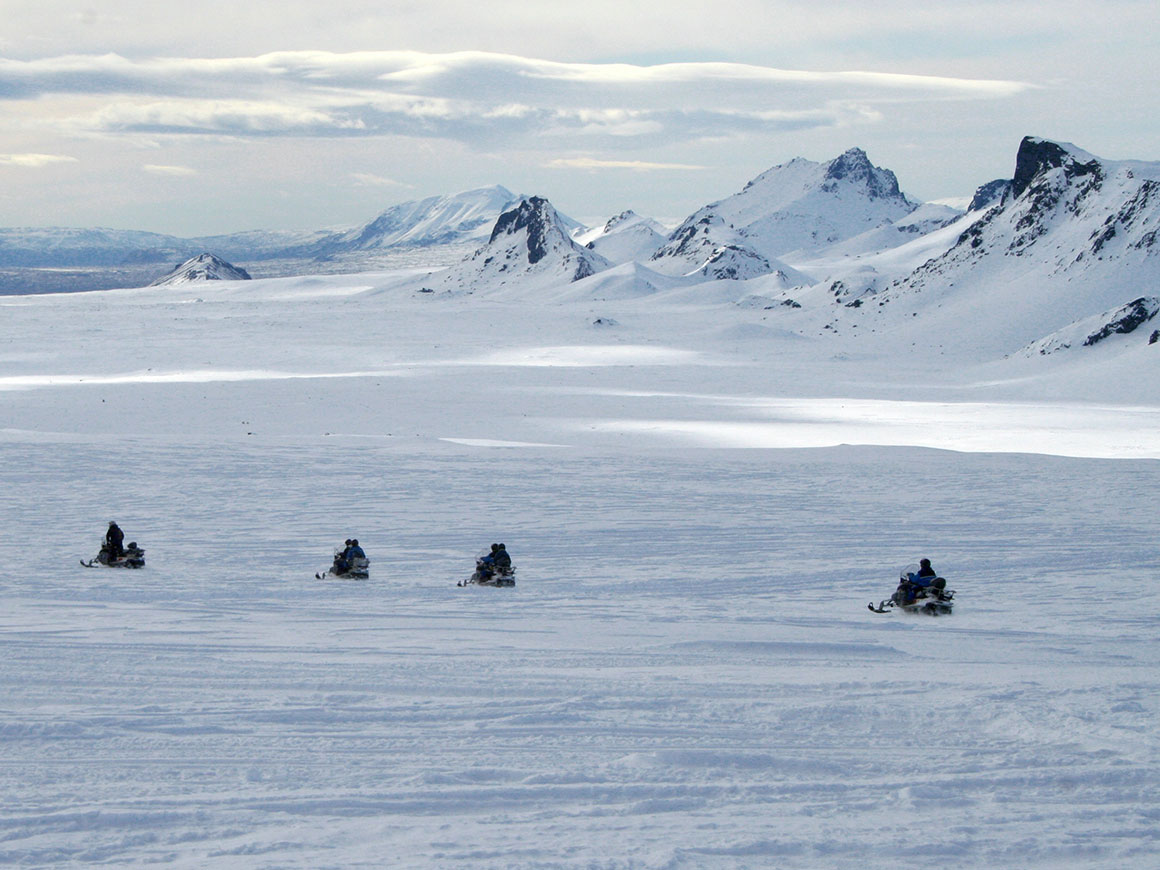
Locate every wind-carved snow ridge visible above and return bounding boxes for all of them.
[149,253,251,286]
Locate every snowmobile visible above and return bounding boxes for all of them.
[869,564,954,615]
[316,551,370,580]
[457,552,516,587]
[81,541,145,569]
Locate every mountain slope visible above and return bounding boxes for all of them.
[297,186,522,258]
[860,137,1160,355]
[649,148,918,277]
[576,210,668,266]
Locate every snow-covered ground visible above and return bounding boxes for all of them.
[2,275,1158,868]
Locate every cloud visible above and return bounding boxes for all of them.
[2,50,1032,151]
[0,152,78,167]
[546,157,706,171]
[142,163,197,176]
[350,172,411,188]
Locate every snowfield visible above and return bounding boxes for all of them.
[1,275,1158,869]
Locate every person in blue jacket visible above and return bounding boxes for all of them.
[897,558,945,605]
[346,539,366,562]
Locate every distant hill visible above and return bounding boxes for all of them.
[150,253,252,286]
[288,186,524,259]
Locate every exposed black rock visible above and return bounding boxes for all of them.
[1083,297,1160,346]
[1012,137,1103,200]
[969,179,1012,212]
[1090,180,1160,255]
[490,197,554,264]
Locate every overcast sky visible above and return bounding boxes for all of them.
[1,0,1157,236]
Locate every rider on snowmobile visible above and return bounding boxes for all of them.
[493,543,511,570]
[105,521,125,558]
[898,558,946,604]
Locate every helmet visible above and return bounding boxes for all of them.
[491,543,499,551]
[498,543,506,550]
[920,558,931,567]
[351,539,358,547]
[345,539,352,546]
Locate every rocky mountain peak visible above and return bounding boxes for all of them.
[1012,137,1102,199]
[490,196,568,265]
[422,196,610,293]
[823,148,904,200]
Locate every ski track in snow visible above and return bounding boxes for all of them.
[1,281,1158,868]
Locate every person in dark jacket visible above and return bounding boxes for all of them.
[475,544,500,581]
[333,539,353,574]
[105,521,125,558]
[493,543,511,570]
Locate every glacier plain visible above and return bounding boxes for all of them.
[1,275,1158,869]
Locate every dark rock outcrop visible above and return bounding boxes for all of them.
[968,179,1012,212]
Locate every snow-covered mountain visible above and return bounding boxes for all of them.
[861,137,1160,355]
[296,186,523,258]
[0,186,573,293]
[575,210,668,266]
[648,148,919,278]
[7,136,1160,376]
[419,196,612,295]
[150,253,252,285]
